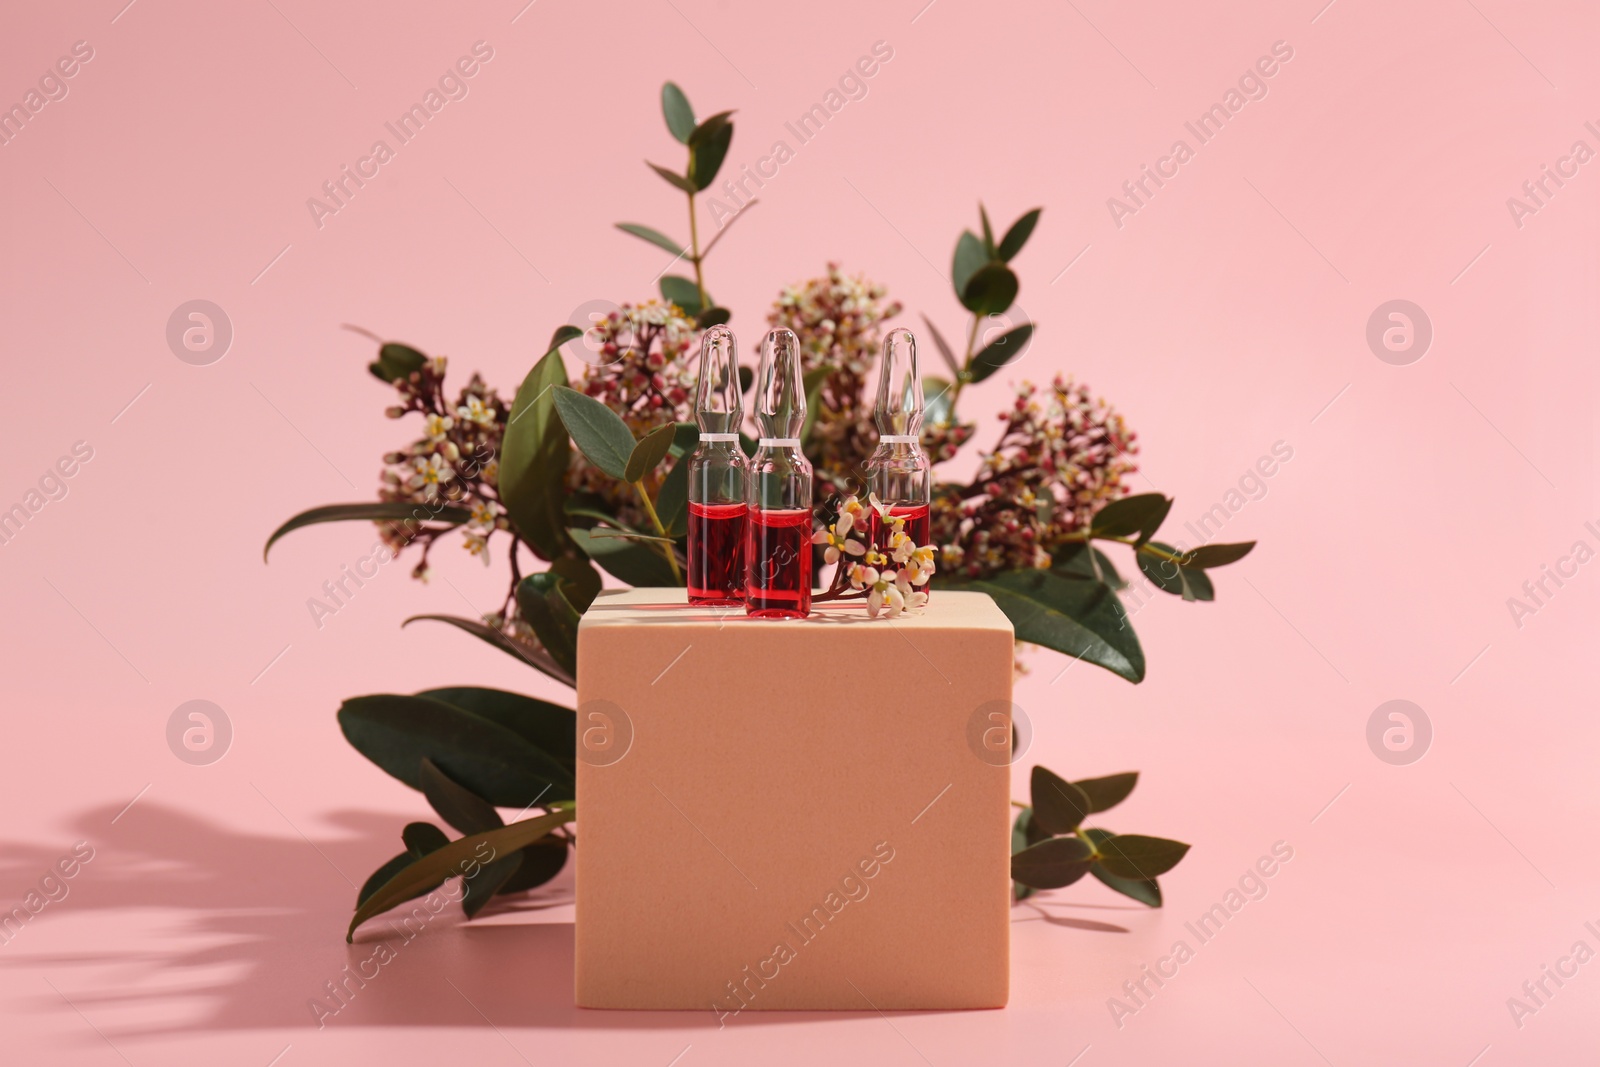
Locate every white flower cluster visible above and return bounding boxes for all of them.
[811,494,936,618]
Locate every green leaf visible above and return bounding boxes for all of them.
[998,208,1042,262]
[551,386,637,481]
[499,346,573,560]
[1082,828,1162,907]
[357,851,425,908]
[462,850,525,918]
[656,452,692,538]
[570,526,680,588]
[550,555,602,612]
[659,275,706,317]
[1012,806,1051,851]
[953,569,1145,683]
[626,422,678,483]
[1074,771,1139,814]
[667,421,700,458]
[402,615,575,688]
[402,821,451,856]
[263,503,472,560]
[799,367,830,447]
[661,82,695,143]
[688,116,734,190]
[647,161,698,193]
[952,231,986,301]
[738,365,754,394]
[967,323,1034,384]
[586,528,675,544]
[616,223,686,258]
[1011,836,1095,889]
[1051,543,1124,589]
[1031,766,1091,834]
[338,693,575,807]
[696,306,731,328]
[979,204,996,258]
[960,262,1020,316]
[1092,493,1173,545]
[497,838,568,893]
[369,342,428,384]
[419,757,504,835]
[515,571,581,676]
[349,808,575,939]
[548,324,583,350]
[1178,541,1256,568]
[919,315,962,378]
[1136,542,1215,603]
[417,687,576,774]
[1095,834,1191,880]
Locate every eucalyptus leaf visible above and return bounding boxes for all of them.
[659,275,706,316]
[499,346,572,560]
[550,555,601,612]
[1031,766,1091,834]
[1178,541,1256,568]
[688,117,734,190]
[264,503,472,560]
[960,262,1020,316]
[951,569,1145,683]
[419,757,504,835]
[967,323,1034,384]
[349,808,575,939]
[1051,543,1124,589]
[626,422,677,483]
[616,223,686,258]
[1074,771,1139,814]
[647,161,698,193]
[656,452,692,538]
[998,208,1042,261]
[661,82,695,143]
[369,342,427,384]
[1082,828,1163,906]
[979,204,996,257]
[952,231,986,300]
[1095,834,1191,880]
[1136,542,1215,603]
[551,386,637,481]
[1011,836,1095,889]
[402,821,450,856]
[338,693,574,807]
[357,850,426,909]
[923,376,954,428]
[919,315,962,377]
[696,306,731,328]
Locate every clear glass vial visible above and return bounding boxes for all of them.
[745,328,814,618]
[687,325,748,605]
[865,327,932,552]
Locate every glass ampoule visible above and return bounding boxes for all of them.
[688,324,748,605]
[745,327,814,618]
[865,327,933,568]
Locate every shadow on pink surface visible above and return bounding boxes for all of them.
[0,802,1126,1042]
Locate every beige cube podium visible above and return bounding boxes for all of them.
[574,588,1014,1013]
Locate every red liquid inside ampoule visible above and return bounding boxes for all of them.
[688,502,747,605]
[868,503,932,600]
[745,508,813,618]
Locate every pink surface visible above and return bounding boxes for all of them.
[1,0,1597,1063]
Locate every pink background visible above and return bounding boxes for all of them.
[2,0,1597,1062]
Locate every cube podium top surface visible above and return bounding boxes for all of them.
[574,589,1016,1012]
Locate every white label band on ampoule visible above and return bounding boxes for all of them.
[879,434,919,443]
[758,438,801,447]
[698,432,739,441]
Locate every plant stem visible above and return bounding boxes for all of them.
[686,190,707,311]
[1056,530,1188,566]
[947,313,982,414]
[632,480,683,585]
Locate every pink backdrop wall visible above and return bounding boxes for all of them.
[2,0,1597,1062]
